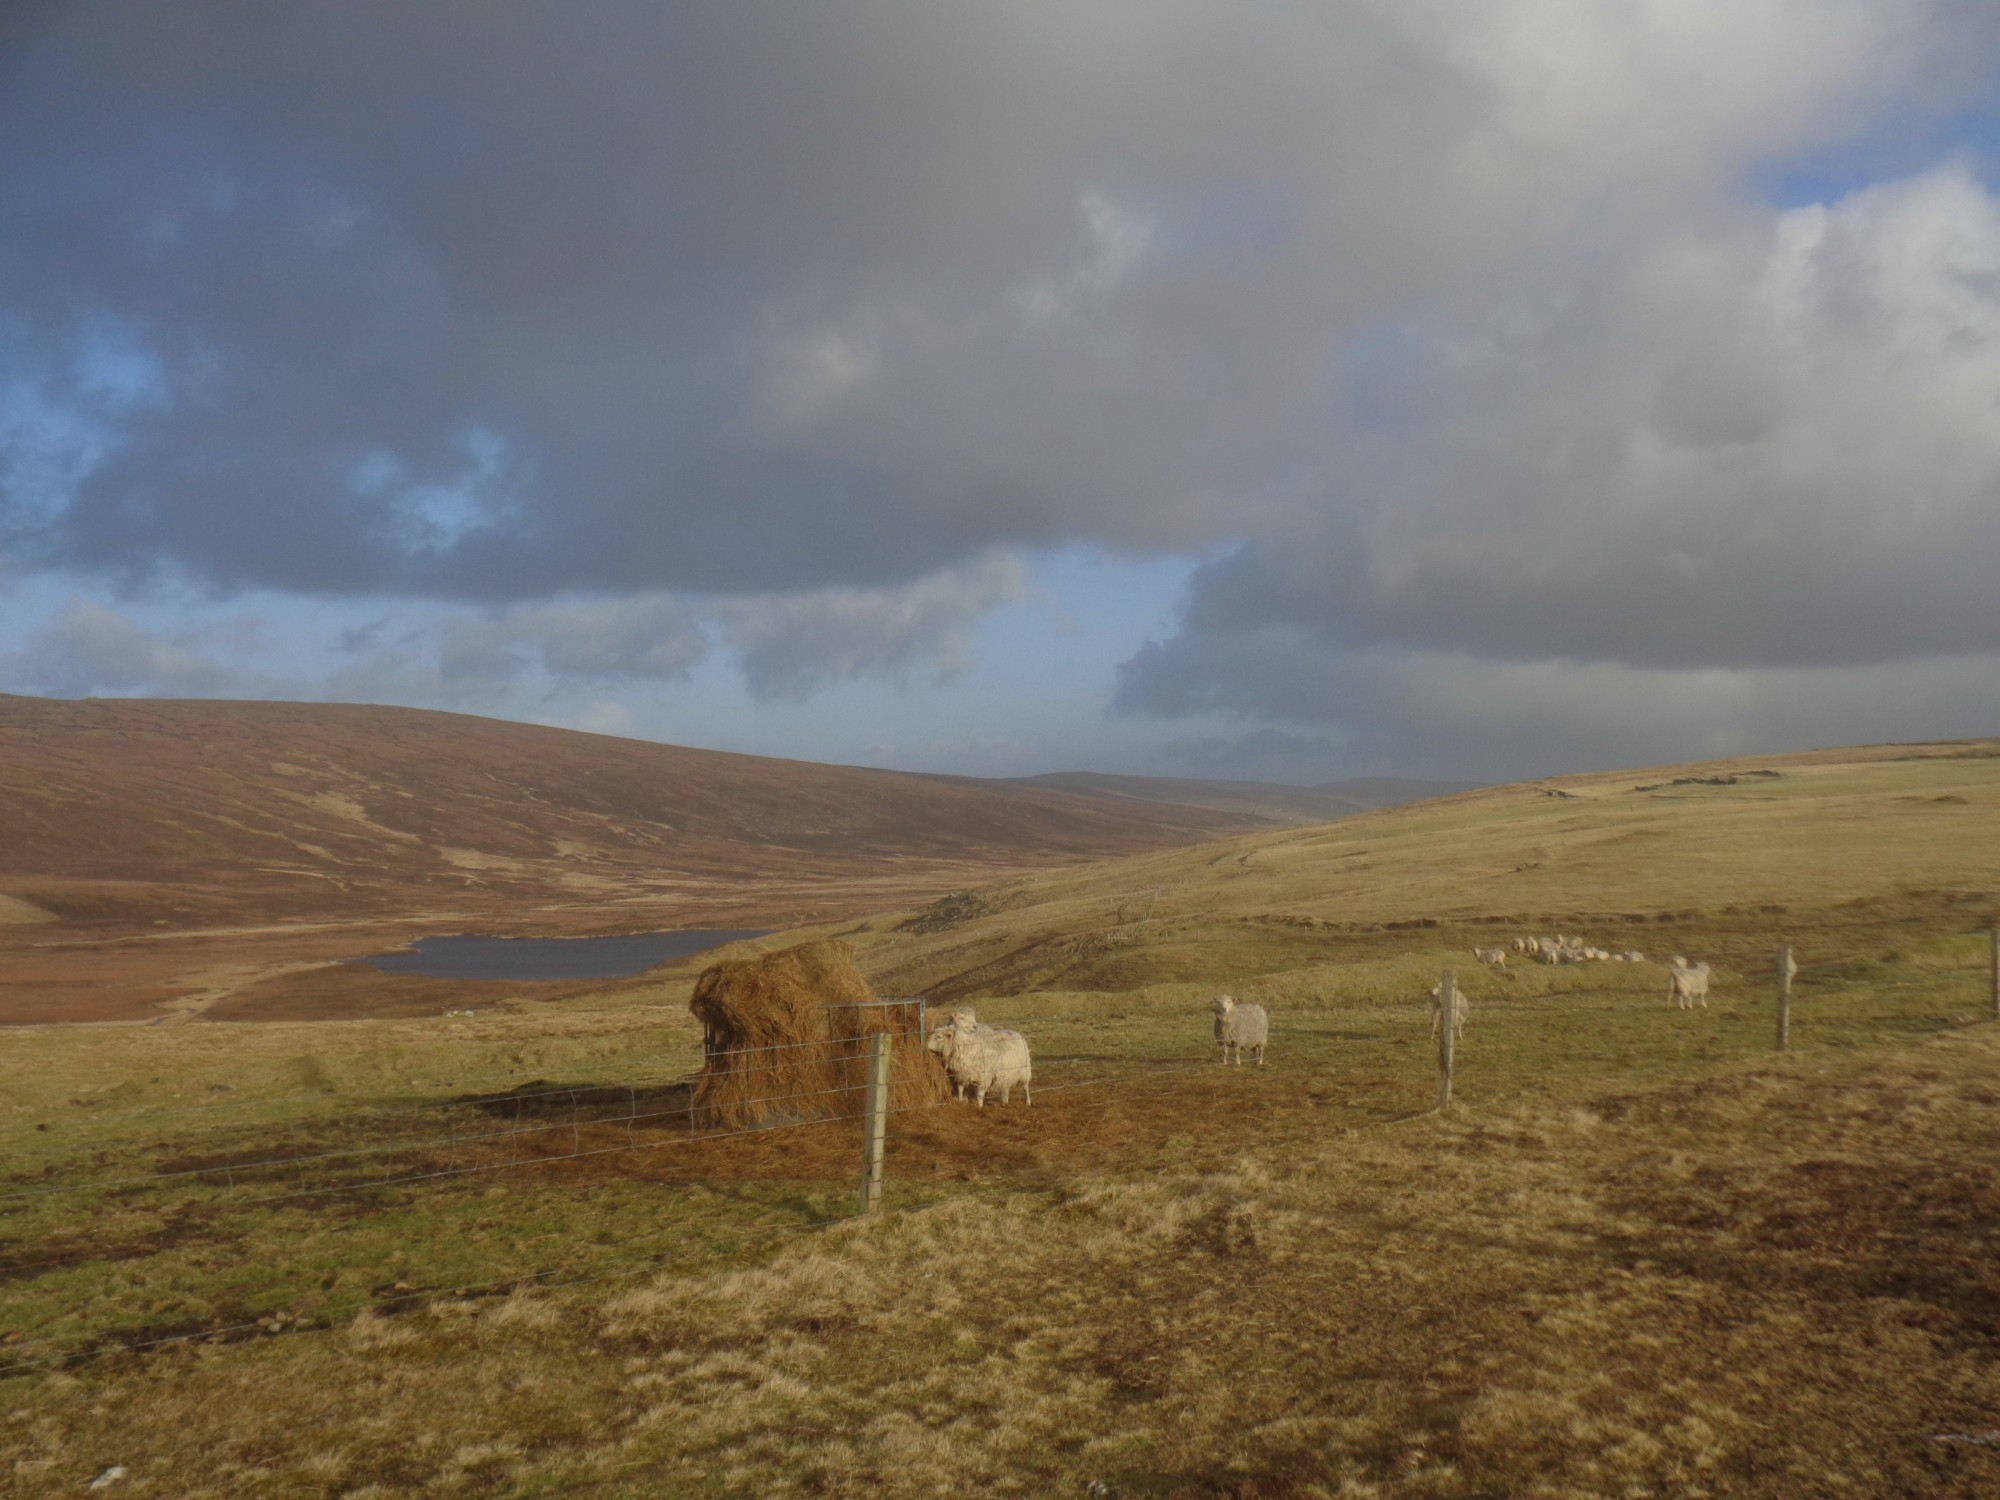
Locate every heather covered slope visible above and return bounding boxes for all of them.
[0,694,1257,930]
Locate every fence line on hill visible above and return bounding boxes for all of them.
[13,927,1999,1206]
[9,927,2000,1380]
[13,927,1999,1204]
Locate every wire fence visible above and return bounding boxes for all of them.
[8,931,1999,1380]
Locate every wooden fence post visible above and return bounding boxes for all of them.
[1990,929,1998,1024]
[1775,945,1794,1053]
[860,1031,891,1214]
[1437,970,1456,1113]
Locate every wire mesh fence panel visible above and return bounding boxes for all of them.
[10,922,2000,1380]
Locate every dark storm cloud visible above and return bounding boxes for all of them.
[0,0,1479,601]
[6,2,2000,772]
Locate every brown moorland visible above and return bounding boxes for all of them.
[0,693,1275,1022]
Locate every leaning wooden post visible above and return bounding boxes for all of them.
[1775,945,1794,1053]
[860,1030,892,1214]
[1437,970,1456,1113]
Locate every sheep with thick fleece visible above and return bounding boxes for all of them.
[1210,995,1269,1065]
[1669,961,1712,1009]
[926,1019,1031,1106]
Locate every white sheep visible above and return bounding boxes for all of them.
[1428,979,1468,1042]
[1210,995,1269,1065]
[1622,951,1646,964]
[1669,961,1712,1009]
[1473,945,1508,967]
[926,1019,1032,1106]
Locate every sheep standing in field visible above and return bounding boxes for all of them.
[1210,995,1269,1065]
[1428,980,1468,1042]
[1668,961,1712,1009]
[1473,945,1508,968]
[926,1019,1032,1106]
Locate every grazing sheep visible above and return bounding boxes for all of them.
[1210,995,1269,1065]
[1511,937,1529,954]
[1428,980,1468,1042]
[1211,995,1270,1065]
[1669,961,1712,1009]
[926,1020,1032,1106]
[1473,946,1508,967]
[1622,951,1646,964]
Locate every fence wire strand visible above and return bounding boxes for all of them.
[16,938,1994,1381]
[0,1028,914,1143]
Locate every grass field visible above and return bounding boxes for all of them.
[6,740,2000,1495]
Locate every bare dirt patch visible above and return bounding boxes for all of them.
[471,1062,1321,1190]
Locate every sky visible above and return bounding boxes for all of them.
[4,1,2000,786]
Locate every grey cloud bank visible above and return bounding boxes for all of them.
[3,2,1999,782]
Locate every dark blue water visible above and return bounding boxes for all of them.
[352,930,769,981]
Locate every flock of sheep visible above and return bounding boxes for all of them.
[923,936,1726,1109]
[1475,935,1648,966]
[1475,936,1719,1010]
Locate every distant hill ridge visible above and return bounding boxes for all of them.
[0,694,1428,930]
[1003,771,1482,824]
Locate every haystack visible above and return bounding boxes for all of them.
[688,939,950,1130]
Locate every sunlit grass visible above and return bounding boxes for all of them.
[6,740,2000,1494]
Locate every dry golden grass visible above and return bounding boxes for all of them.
[841,739,2000,1006]
[6,737,2000,1495]
[10,1027,2000,1496]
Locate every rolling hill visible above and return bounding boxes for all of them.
[0,693,1291,932]
[838,738,2000,1003]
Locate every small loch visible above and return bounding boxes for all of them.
[352,929,768,981]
